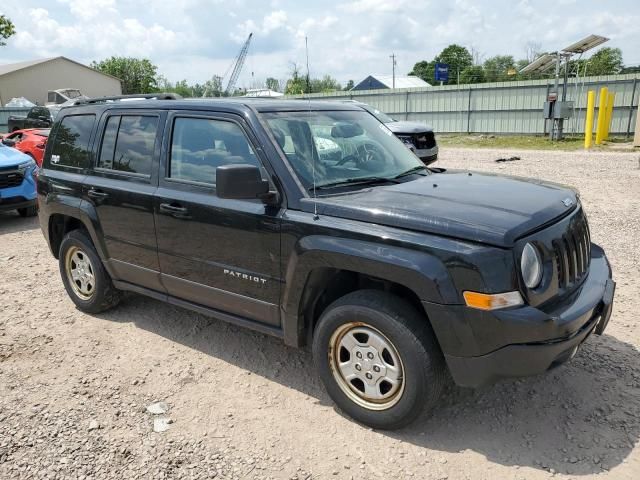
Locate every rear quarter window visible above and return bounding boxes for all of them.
[49,114,96,169]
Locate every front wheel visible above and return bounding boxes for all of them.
[312,290,446,430]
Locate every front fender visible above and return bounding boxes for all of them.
[281,235,458,346]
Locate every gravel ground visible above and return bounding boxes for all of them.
[1,147,639,480]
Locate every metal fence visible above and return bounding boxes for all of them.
[289,73,640,136]
[0,107,30,133]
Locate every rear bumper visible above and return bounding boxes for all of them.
[424,244,615,388]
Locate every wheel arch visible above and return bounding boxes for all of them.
[281,235,458,347]
[45,198,110,264]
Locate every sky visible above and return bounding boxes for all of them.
[1,0,639,89]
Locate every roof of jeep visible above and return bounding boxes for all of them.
[59,98,365,115]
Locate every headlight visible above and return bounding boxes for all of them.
[17,160,35,174]
[521,242,543,289]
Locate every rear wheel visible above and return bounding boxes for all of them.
[18,205,38,217]
[313,290,445,429]
[59,230,121,313]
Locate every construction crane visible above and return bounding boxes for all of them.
[225,33,253,95]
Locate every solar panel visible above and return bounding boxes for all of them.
[562,35,609,54]
[519,54,557,74]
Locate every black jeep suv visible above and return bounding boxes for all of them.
[37,95,615,429]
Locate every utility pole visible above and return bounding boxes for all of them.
[390,53,397,89]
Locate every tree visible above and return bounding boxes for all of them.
[91,57,158,94]
[0,14,16,46]
[409,60,435,84]
[585,47,623,76]
[310,75,341,93]
[621,65,640,74]
[435,44,473,84]
[200,75,224,97]
[459,65,485,84]
[265,77,280,92]
[409,44,473,85]
[285,63,307,95]
[344,79,355,91]
[483,55,516,82]
[525,41,542,63]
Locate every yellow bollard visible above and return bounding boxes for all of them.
[584,90,595,149]
[595,87,608,145]
[604,92,615,140]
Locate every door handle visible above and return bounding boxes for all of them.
[87,188,109,199]
[159,203,188,215]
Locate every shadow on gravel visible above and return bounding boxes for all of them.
[99,295,639,476]
[0,212,39,236]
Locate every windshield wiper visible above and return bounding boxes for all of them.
[311,176,402,191]
[393,165,428,179]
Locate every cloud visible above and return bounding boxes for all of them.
[1,0,638,87]
[57,0,117,20]
[13,7,179,58]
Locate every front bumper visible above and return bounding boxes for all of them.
[415,146,438,165]
[424,244,614,388]
[0,197,36,212]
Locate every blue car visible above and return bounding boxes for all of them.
[0,142,38,217]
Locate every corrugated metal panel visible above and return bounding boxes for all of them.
[290,74,639,135]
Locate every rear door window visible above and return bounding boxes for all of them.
[98,115,158,176]
[50,114,96,168]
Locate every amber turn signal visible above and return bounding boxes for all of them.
[463,291,524,311]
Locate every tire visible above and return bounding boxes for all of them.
[58,229,121,313]
[18,205,38,217]
[312,290,445,430]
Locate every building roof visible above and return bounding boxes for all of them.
[244,88,284,97]
[0,56,121,81]
[353,74,431,90]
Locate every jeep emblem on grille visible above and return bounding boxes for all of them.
[562,197,574,207]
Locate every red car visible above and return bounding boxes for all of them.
[1,128,50,167]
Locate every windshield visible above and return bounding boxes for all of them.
[364,106,395,124]
[61,89,82,99]
[262,110,425,190]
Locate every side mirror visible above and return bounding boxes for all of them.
[216,164,275,203]
[2,138,16,147]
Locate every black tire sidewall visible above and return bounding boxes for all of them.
[58,230,117,313]
[313,292,443,429]
[18,206,37,217]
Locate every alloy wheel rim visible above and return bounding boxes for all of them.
[328,322,405,411]
[65,246,95,300]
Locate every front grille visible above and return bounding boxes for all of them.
[412,131,436,149]
[0,171,24,188]
[552,211,591,289]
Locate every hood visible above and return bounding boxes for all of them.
[0,144,32,168]
[304,171,578,247]
[386,121,433,134]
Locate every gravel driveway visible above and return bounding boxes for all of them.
[1,147,639,480]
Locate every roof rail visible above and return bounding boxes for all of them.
[73,93,182,105]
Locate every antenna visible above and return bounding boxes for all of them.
[305,35,319,220]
